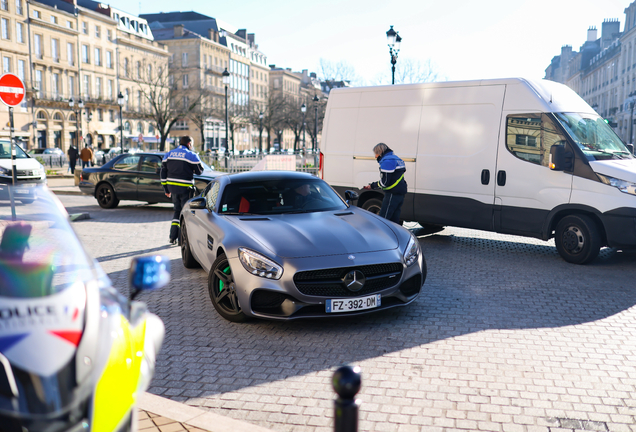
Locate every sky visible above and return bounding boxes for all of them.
[105,0,634,84]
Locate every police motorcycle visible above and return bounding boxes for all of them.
[0,183,169,432]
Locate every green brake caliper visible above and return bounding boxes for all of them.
[219,266,231,292]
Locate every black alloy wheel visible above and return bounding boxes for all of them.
[180,220,200,269]
[96,183,119,209]
[554,214,601,264]
[208,254,248,322]
[362,198,383,215]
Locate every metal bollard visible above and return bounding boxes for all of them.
[332,365,361,432]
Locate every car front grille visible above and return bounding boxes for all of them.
[293,263,403,297]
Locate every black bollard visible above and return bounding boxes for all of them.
[332,365,361,432]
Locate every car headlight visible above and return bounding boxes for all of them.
[403,234,420,267]
[597,173,636,196]
[0,166,9,177]
[238,248,283,280]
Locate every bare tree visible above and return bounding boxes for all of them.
[188,89,224,153]
[252,90,287,152]
[306,97,327,152]
[372,58,444,86]
[318,58,361,85]
[131,62,202,151]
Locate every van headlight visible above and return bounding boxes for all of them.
[238,248,283,279]
[597,174,636,196]
[403,234,420,267]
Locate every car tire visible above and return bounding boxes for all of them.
[96,183,119,209]
[362,198,383,215]
[208,254,249,322]
[555,214,601,264]
[19,199,34,204]
[180,221,200,269]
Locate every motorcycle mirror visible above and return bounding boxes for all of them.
[129,255,170,300]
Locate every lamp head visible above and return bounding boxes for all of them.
[386,25,397,46]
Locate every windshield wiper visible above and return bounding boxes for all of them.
[589,149,628,159]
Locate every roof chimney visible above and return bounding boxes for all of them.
[587,26,598,42]
[208,28,218,43]
[174,24,184,38]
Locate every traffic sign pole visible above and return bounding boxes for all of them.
[9,106,16,220]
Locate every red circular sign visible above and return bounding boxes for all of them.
[0,74,25,107]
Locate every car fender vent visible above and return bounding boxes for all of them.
[239,217,271,221]
[334,212,354,216]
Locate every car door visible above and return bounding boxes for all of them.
[187,181,222,270]
[110,154,141,200]
[137,155,169,203]
[494,113,573,237]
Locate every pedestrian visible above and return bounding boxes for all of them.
[80,144,93,169]
[363,143,407,224]
[67,143,79,174]
[161,136,203,245]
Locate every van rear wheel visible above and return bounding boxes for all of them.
[555,214,601,264]
[362,198,383,215]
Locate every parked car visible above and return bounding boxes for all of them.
[179,171,426,322]
[78,152,221,208]
[28,147,64,156]
[0,141,46,203]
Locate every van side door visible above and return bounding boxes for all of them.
[412,85,505,230]
[494,113,573,237]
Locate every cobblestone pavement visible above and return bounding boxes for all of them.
[59,195,636,432]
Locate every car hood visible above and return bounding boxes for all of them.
[0,158,42,170]
[589,158,636,183]
[226,209,399,258]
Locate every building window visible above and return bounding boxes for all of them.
[67,42,74,66]
[95,25,100,38]
[182,52,187,67]
[68,75,75,96]
[82,21,88,34]
[16,22,23,43]
[0,0,7,11]
[1,18,9,40]
[17,59,24,80]
[106,51,112,68]
[137,90,142,110]
[50,15,57,24]
[3,56,10,73]
[107,79,113,99]
[136,61,141,79]
[34,70,42,95]
[51,73,60,97]
[33,9,40,18]
[51,38,59,62]
[95,77,102,99]
[109,109,114,122]
[147,64,152,79]
[66,20,72,29]
[15,0,22,15]
[34,34,42,59]
[107,29,111,40]
[137,122,143,134]
[82,45,89,63]
[94,48,101,66]
[182,74,188,88]
[83,75,90,98]
[124,58,129,77]
[174,120,188,130]
[97,108,103,121]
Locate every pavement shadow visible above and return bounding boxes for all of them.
[95,225,636,399]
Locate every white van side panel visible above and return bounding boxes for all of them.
[414,85,505,206]
[570,175,634,213]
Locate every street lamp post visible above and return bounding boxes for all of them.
[386,26,402,85]
[312,95,319,152]
[628,92,636,144]
[222,68,230,153]
[301,103,306,154]
[117,91,126,154]
[69,98,84,148]
[259,111,264,154]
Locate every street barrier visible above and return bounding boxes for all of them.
[332,365,361,432]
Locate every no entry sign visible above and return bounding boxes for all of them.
[0,74,25,107]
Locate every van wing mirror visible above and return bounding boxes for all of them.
[549,144,573,171]
[626,143,635,155]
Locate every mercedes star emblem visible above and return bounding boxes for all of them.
[343,270,366,292]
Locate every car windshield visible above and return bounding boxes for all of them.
[553,112,633,161]
[0,141,29,159]
[0,185,100,298]
[218,178,347,215]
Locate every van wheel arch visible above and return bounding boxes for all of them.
[548,210,607,246]
[357,191,384,214]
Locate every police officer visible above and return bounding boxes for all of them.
[161,136,203,244]
[363,142,407,224]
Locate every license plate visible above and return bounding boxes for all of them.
[15,189,30,194]
[326,294,381,313]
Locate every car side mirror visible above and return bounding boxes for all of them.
[189,196,206,209]
[344,190,359,205]
[549,144,573,171]
[626,143,635,155]
[129,255,170,301]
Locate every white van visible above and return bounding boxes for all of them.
[0,140,47,203]
[320,77,636,264]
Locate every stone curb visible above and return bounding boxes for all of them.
[138,393,276,432]
[69,212,90,221]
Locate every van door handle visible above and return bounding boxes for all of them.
[497,170,506,186]
[481,169,490,185]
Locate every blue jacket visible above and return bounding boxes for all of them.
[371,150,407,195]
[160,145,204,193]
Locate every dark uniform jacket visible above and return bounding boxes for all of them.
[370,149,407,195]
[160,145,204,193]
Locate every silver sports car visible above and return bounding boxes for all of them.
[179,171,426,322]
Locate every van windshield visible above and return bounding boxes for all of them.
[553,113,633,161]
[0,141,28,159]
